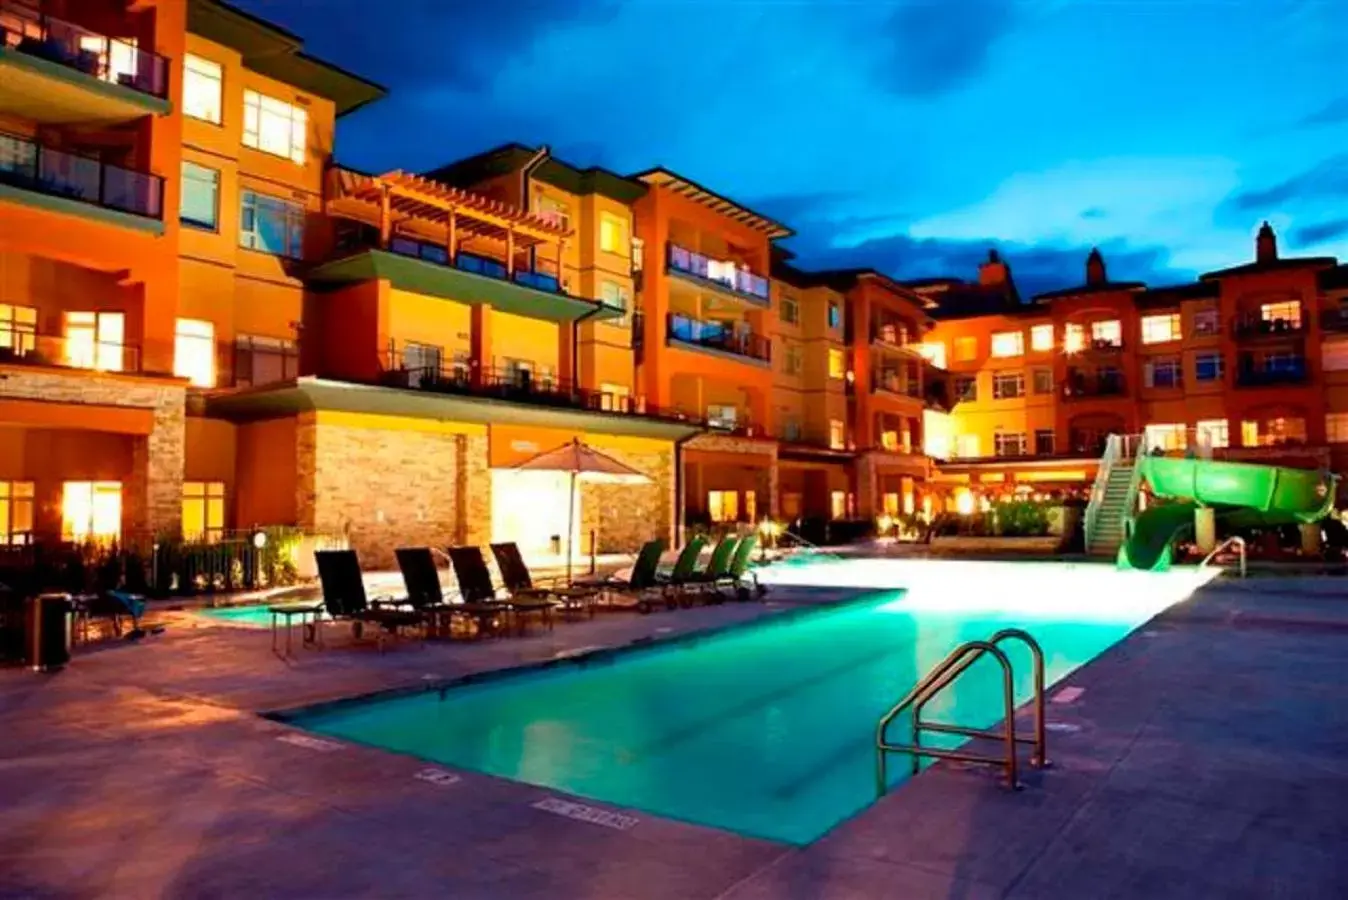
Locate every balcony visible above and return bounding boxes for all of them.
[1321,308,1348,334]
[0,132,164,231]
[0,328,140,375]
[666,313,771,365]
[1062,371,1126,399]
[1232,312,1305,341]
[0,2,170,123]
[1235,358,1310,387]
[666,244,770,306]
[872,370,922,399]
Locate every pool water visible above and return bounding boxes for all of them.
[292,559,1216,844]
[198,602,326,627]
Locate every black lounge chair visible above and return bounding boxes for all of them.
[577,538,665,613]
[314,549,423,650]
[447,546,557,635]
[394,547,505,639]
[490,542,597,619]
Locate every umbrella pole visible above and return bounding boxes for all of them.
[567,469,577,586]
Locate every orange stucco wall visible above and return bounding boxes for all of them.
[234,417,297,527]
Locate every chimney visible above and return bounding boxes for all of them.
[978,248,1009,287]
[1256,221,1278,263]
[1085,248,1106,286]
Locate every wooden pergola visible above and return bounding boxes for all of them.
[326,167,572,276]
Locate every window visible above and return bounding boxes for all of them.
[1327,413,1348,444]
[1145,423,1187,452]
[0,304,37,356]
[62,481,121,542]
[780,415,802,442]
[599,281,630,325]
[918,342,946,369]
[784,342,803,376]
[234,335,298,387]
[994,432,1027,457]
[990,330,1024,358]
[599,383,631,412]
[780,295,800,325]
[183,54,222,123]
[1196,419,1229,449]
[1261,301,1302,328]
[1032,368,1053,395]
[1244,417,1307,447]
[1063,322,1084,354]
[77,34,138,87]
[240,191,304,259]
[243,90,307,164]
[708,490,739,524]
[1091,319,1122,348]
[1030,324,1054,352]
[830,490,847,520]
[533,195,571,231]
[827,301,841,330]
[1193,308,1220,336]
[1141,313,1181,345]
[1144,357,1182,389]
[1194,352,1224,383]
[182,481,225,543]
[992,370,1024,399]
[828,347,845,380]
[880,429,899,451]
[953,375,977,401]
[1240,419,1259,447]
[180,161,219,230]
[707,404,738,430]
[954,336,977,362]
[955,434,980,458]
[0,481,34,545]
[402,341,442,387]
[882,493,900,516]
[1034,429,1054,455]
[174,319,215,387]
[599,213,628,254]
[64,311,124,371]
[829,419,845,450]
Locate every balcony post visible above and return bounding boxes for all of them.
[506,228,515,277]
[378,185,392,249]
[446,208,457,263]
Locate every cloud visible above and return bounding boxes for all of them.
[1291,218,1348,247]
[1297,97,1348,129]
[1223,155,1348,214]
[873,0,1016,97]
[1080,207,1108,220]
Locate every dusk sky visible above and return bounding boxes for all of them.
[239,0,1346,296]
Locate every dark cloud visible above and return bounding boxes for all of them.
[1080,207,1108,220]
[1291,218,1348,247]
[874,0,1016,97]
[1298,97,1348,129]
[1222,154,1348,216]
[750,190,867,225]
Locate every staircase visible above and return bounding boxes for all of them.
[1087,462,1134,556]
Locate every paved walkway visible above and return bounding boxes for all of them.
[3,576,1347,898]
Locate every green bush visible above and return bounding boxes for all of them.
[993,500,1050,537]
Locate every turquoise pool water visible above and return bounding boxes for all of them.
[198,603,325,627]
[293,559,1215,844]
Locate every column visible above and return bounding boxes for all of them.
[1194,506,1216,554]
[470,304,492,386]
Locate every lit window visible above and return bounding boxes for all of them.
[990,331,1024,358]
[180,161,219,230]
[183,481,226,542]
[240,190,304,259]
[1240,420,1259,447]
[599,280,630,325]
[1260,301,1302,328]
[0,481,35,545]
[243,90,307,164]
[784,342,803,376]
[918,341,946,369]
[1063,323,1084,354]
[744,490,757,523]
[533,195,570,231]
[1193,308,1220,335]
[954,336,977,362]
[882,492,900,516]
[1194,353,1224,382]
[599,382,631,412]
[174,319,215,387]
[78,35,138,87]
[1090,320,1122,347]
[827,301,841,330]
[780,295,799,325]
[1144,357,1182,389]
[0,304,38,356]
[62,481,121,543]
[1032,368,1053,394]
[1030,324,1054,351]
[599,213,628,254]
[829,419,845,449]
[992,370,1024,399]
[830,491,846,520]
[707,404,738,430]
[1145,423,1187,452]
[994,432,1027,457]
[1141,313,1181,345]
[64,311,124,371]
[183,54,222,124]
[1196,419,1229,449]
[955,434,979,458]
[880,430,899,451]
[708,490,739,523]
[828,348,845,379]
[1326,413,1348,444]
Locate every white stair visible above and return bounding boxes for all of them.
[1087,463,1134,556]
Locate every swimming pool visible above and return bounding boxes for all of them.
[291,559,1217,844]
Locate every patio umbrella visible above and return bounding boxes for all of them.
[511,438,651,582]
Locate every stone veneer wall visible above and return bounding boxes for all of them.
[578,444,676,554]
[684,432,781,520]
[0,368,186,537]
[297,416,489,569]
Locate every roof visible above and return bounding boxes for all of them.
[1320,264,1348,291]
[1199,256,1339,281]
[787,268,937,309]
[916,280,1031,321]
[1134,280,1219,309]
[1032,280,1146,301]
[188,0,386,116]
[629,168,793,240]
[425,144,647,205]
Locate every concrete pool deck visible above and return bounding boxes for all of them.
[3,575,1348,898]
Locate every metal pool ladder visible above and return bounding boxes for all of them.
[875,628,1048,796]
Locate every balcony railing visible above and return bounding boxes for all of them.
[0,132,164,219]
[871,322,918,350]
[1321,309,1348,334]
[0,329,140,373]
[872,371,922,398]
[232,337,299,388]
[1235,359,1310,387]
[380,236,564,294]
[1232,313,1305,340]
[666,243,770,304]
[666,313,771,363]
[1061,372,1125,399]
[0,1,170,99]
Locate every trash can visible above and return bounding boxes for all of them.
[26,593,71,672]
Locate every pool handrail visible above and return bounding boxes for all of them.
[1199,535,1246,578]
[774,530,845,561]
[875,628,1048,796]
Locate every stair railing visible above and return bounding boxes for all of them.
[1118,432,1152,546]
[1083,434,1121,549]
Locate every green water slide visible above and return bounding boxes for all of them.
[1117,457,1338,571]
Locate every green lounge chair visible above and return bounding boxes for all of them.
[577,539,665,613]
[684,533,740,601]
[655,534,707,607]
[723,533,767,602]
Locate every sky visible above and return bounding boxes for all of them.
[237,0,1347,297]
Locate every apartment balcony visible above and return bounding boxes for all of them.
[1320,309,1348,334]
[666,313,771,366]
[665,243,770,306]
[1061,372,1126,399]
[0,327,140,375]
[1232,312,1305,342]
[0,2,170,123]
[1077,337,1124,355]
[870,322,922,356]
[1235,359,1310,387]
[871,370,922,399]
[0,132,164,231]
